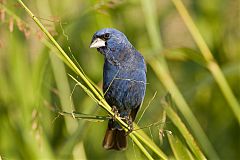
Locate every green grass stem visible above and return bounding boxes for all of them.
[141,0,219,159]
[163,97,206,160]
[167,133,195,160]
[171,0,240,124]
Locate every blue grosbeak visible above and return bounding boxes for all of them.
[90,28,146,150]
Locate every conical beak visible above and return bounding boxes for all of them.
[90,38,106,48]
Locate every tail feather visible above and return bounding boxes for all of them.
[102,105,141,151]
[102,122,127,150]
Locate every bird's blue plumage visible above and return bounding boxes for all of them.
[103,49,146,117]
[90,28,146,150]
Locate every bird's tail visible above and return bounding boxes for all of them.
[102,120,127,150]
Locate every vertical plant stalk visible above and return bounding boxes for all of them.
[167,134,195,160]
[149,60,219,159]
[163,98,206,160]
[16,0,168,159]
[36,0,77,133]
[141,0,219,159]
[171,0,240,124]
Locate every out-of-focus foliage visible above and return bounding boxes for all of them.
[0,0,239,159]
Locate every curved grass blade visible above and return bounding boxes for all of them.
[167,133,195,160]
[163,95,206,160]
[171,0,240,125]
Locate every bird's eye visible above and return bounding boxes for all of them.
[103,33,110,40]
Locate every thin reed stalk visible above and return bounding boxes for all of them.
[141,0,219,159]
[171,0,240,124]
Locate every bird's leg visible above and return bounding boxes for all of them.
[124,115,133,135]
[111,106,120,121]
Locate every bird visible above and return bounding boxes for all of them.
[90,28,146,150]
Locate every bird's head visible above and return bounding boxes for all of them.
[90,28,131,54]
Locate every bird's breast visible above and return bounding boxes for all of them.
[103,60,146,112]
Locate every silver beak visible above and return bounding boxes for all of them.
[90,38,106,48]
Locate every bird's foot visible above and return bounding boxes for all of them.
[124,115,133,135]
[111,106,120,121]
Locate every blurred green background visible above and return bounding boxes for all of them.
[0,0,239,159]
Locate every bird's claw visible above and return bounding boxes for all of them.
[124,115,133,135]
[111,106,120,121]
[111,107,133,135]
